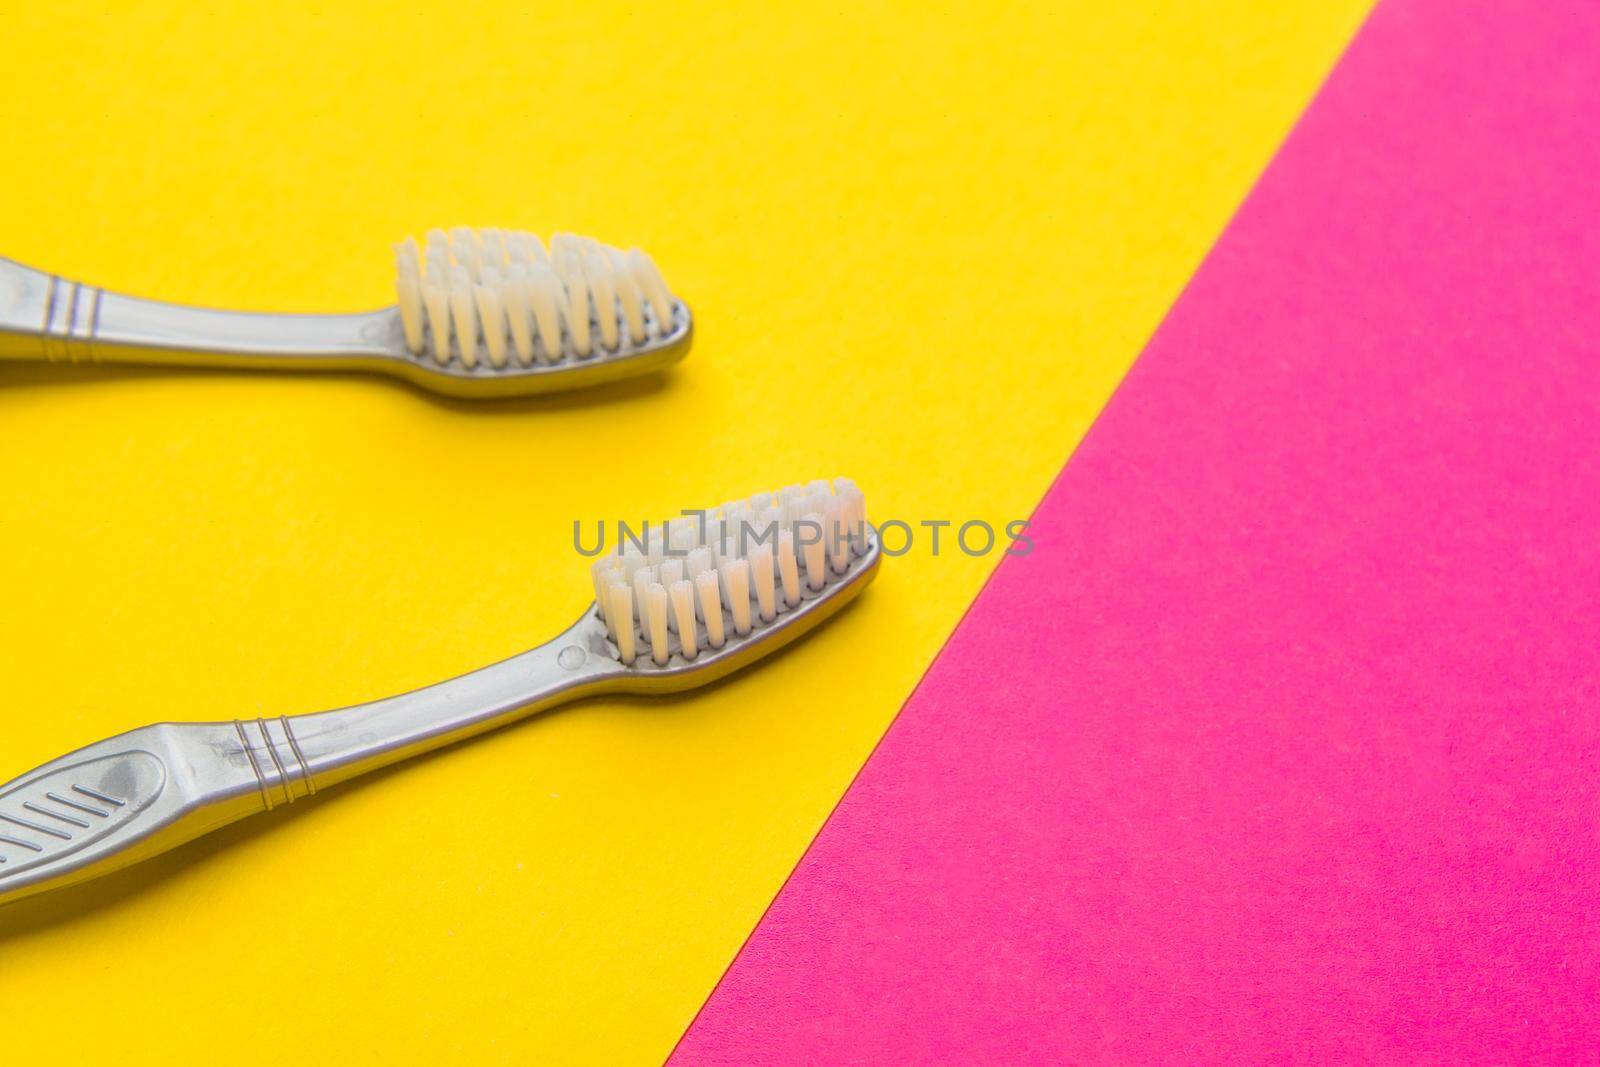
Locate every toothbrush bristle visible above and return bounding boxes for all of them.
[591,480,871,667]
[394,227,680,369]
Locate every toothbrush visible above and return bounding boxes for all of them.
[0,479,877,906]
[0,228,692,397]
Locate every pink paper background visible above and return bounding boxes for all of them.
[672,0,1600,1061]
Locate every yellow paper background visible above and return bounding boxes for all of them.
[0,2,1367,1061]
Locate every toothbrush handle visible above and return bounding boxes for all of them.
[0,255,403,370]
[267,615,618,795]
[0,609,619,906]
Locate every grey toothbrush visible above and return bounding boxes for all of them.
[0,479,877,907]
[0,227,692,397]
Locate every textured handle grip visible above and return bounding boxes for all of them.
[0,611,625,907]
[0,723,265,907]
[231,716,318,811]
[0,751,163,869]
[0,257,102,363]
[33,275,103,363]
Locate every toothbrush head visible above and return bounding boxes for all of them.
[587,478,880,691]
[392,227,691,397]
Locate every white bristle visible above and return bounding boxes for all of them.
[553,243,593,357]
[396,238,425,354]
[526,264,565,364]
[720,509,746,557]
[785,497,809,527]
[660,559,685,631]
[621,548,647,584]
[509,231,547,266]
[670,581,699,660]
[824,496,850,573]
[721,558,753,635]
[628,249,674,330]
[395,226,678,369]
[396,277,423,355]
[481,228,506,270]
[586,249,620,352]
[760,506,786,542]
[449,226,481,279]
[608,583,636,665]
[472,282,509,368]
[591,556,621,617]
[644,583,671,665]
[667,516,697,556]
[836,481,867,556]
[449,266,479,368]
[713,518,732,566]
[751,543,777,622]
[502,265,535,365]
[687,547,714,618]
[777,530,801,607]
[695,570,726,648]
[610,249,647,343]
[426,229,450,273]
[422,279,450,361]
[799,511,828,590]
[632,567,655,624]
